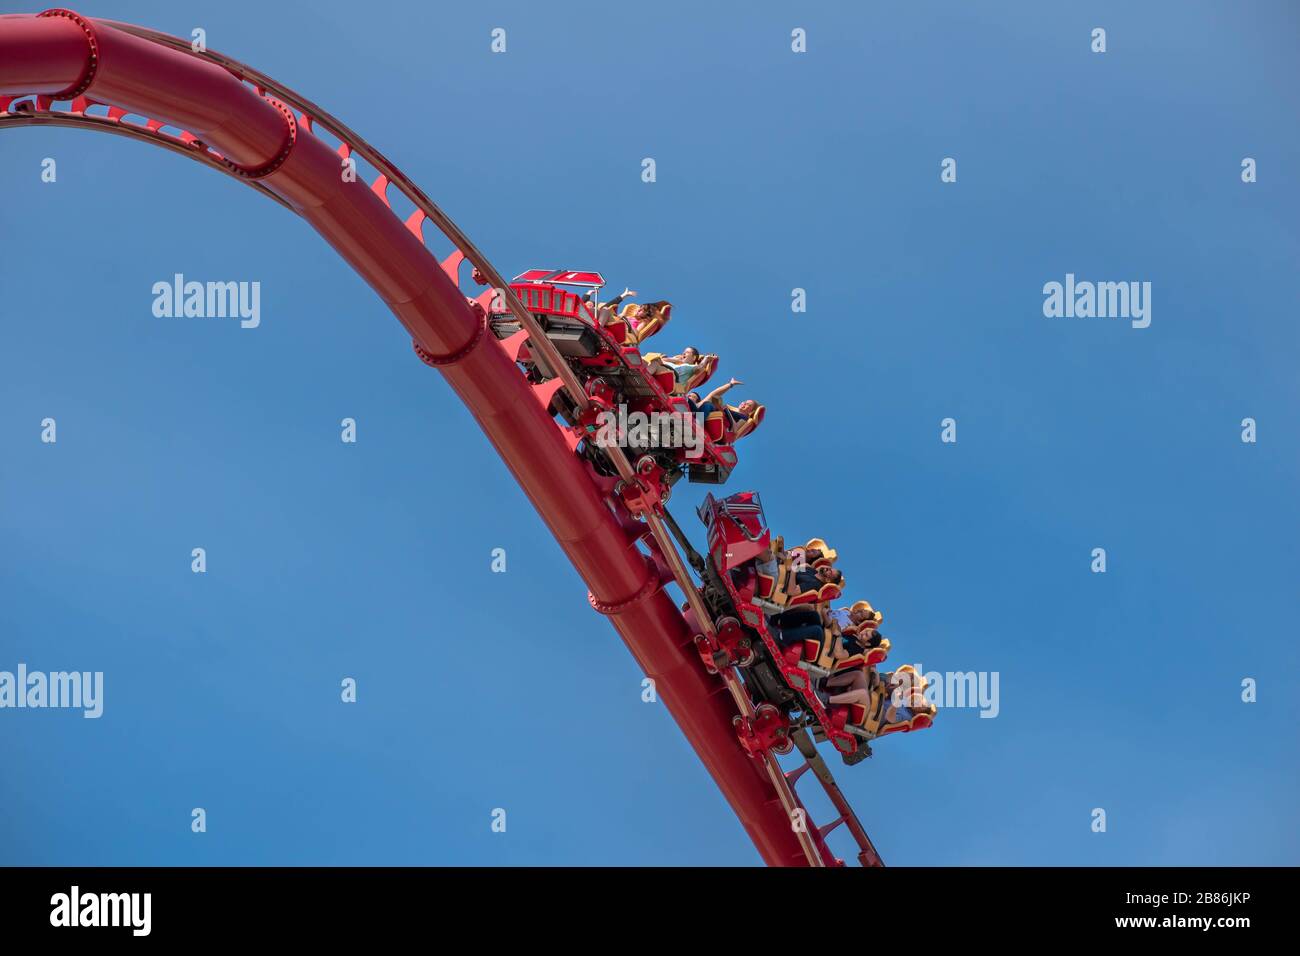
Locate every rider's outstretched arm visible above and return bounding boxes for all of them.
[701,377,741,408]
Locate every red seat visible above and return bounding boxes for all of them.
[627,302,671,343]
[732,403,765,440]
[851,665,937,738]
[602,317,630,345]
[677,354,718,394]
[704,410,726,443]
[730,564,757,599]
[788,582,842,607]
[651,367,676,393]
[834,638,891,673]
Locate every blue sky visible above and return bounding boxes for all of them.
[1,0,1297,866]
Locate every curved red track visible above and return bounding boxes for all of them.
[1,10,875,866]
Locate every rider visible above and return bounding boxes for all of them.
[862,666,936,734]
[688,380,765,443]
[786,563,844,605]
[753,537,839,647]
[643,346,719,395]
[594,288,672,345]
[787,537,837,571]
[769,604,829,651]
[753,538,840,606]
[840,599,882,636]
[820,602,887,707]
[768,564,844,673]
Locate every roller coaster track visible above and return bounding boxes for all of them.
[0,9,881,867]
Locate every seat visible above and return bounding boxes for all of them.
[787,581,842,607]
[801,537,838,568]
[627,301,671,344]
[833,636,891,673]
[602,316,630,346]
[802,625,839,671]
[754,556,798,607]
[731,403,765,440]
[651,366,677,393]
[704,409,727,443]
[639,353,680,394]
[850,665,936,739]
[609,302,672,346]
[729,564,757,599]
[675,354,718,394]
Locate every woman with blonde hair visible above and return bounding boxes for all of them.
[688,379,766,444]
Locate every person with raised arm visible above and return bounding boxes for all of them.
[688,378,765,444]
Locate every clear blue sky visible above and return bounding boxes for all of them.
[2,0,1296,866]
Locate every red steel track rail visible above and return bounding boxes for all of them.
[0,9,881,866]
